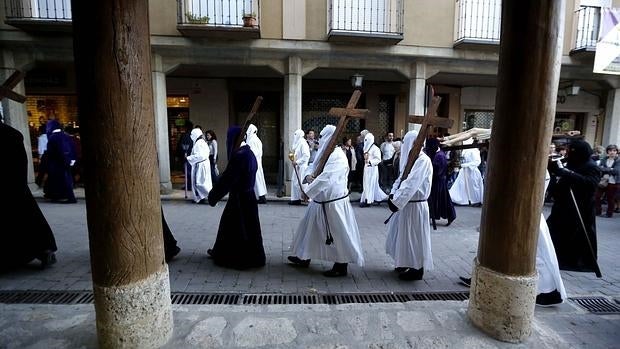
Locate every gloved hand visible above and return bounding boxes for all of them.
[388,199,399,213]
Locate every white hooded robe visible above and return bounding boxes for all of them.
[291,129,310,201]
[449,140,484,205]
[385,130,434,270]
[246,124,268,198]
[186,128,213,202]
[291,125,365,265]
[361,133,389,204]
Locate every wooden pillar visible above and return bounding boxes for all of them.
[467,0,565,343]
[71,0,173,347]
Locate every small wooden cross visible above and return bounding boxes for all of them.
[233,96,263,152]
[0,70,26,103]
[312,89,369,177]
[400,95,453,182]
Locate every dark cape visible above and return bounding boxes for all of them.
[425,139,456,224]
[44,120,76,202]
[207,126,265,269]
[0,122,57,271]
[547,140,600,274]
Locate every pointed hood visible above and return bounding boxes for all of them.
[226,126,242,160]
[292,129,305,151]
[190,128,203,143]
[399,130,419,174]
[363,133,375,153]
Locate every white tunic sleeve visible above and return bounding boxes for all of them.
[306,149,347,200]
[187,140,210,165]
[368,145,382,166]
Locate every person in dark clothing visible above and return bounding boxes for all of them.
[178,121,194,191]
[547,140,601,274]
[161,207,181,263]
[424,138,456,226]
[207,126,265,270]
[0,122,57,271]
[44,120,77,203]
[354,134,365,192]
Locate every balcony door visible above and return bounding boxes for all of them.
[185,0,254,26]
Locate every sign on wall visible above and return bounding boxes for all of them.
[593,8,620,74]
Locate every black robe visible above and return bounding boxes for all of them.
[45,127,76,202]
[0,123,57,271]
[208,144,265,269]
[547,140,600,274]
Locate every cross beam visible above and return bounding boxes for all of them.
[312,89,369,177]
[400,95,453,181]
[233,96,263,153]
[0,70,26,103]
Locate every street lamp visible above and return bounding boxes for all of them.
[351,73,364,89]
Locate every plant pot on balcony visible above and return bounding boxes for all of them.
[242,14,257,28]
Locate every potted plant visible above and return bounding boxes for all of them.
[242,12,257,27]
[186,12,209,24]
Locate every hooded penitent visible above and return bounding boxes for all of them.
[307,125,336,176]
[363,133,375,153]
[190,128,204,143]
[226,126,242,160]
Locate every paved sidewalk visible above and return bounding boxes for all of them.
[2,188,619,348]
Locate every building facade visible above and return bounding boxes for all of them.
[2,0,619,192]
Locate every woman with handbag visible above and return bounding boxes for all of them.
[595,144,619,217]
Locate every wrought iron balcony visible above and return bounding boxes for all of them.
[454,0,501,47]
[571,6,600,54]
[177,0,260,39]
[4,0,72,31]
[328,0,403,44]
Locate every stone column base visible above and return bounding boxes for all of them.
[467,258,537,343]
[160,181,173,194]
[94,265,173,349]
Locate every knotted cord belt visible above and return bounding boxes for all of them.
[314,192,350,245]
[384,198,427,224]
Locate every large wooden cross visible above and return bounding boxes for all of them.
[0,70,26,103]
[400,95,453,181]
[312,89,369,177]
[233,96,263,152]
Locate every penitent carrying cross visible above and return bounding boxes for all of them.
[311,89,370,177]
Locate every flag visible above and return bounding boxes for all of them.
[594,8,620,74]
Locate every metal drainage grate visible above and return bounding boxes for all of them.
[0,291,469,305]
[570,297,620,314]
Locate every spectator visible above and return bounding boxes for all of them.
[306,129,319,165]
[380,132,396,191]
[205,130,219,185]
[341,136,357,190]
[595,144,619,218]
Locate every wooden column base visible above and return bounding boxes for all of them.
[94,265,173,349]
[467,258,537,343]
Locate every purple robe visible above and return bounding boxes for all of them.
[425,140,456,224]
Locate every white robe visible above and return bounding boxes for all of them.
[247,135,267,198]
[291,148,364,265]
[187,138,212,202]
[361,144,388,203]
[449,148,484,205]
[291,140,310,201]
[536,171,567,299]
[385,151,434,270]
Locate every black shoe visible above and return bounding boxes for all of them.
[323,263,347,277]
[359,201,369,208]
[39,250,57,269]
[207,248,214,258]
[165,246,181,263]
[446,219,454,227]
[535,290,563,307]
[288,200,302,206]
[287,256,310,268]
[398,268,424,281]
[257,196,267,204]
[458,276,471,287]
[394,267,408,273]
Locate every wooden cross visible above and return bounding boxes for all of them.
[400,95,453,182]
[0,70,26,103]
[233,96,263,152]
[312,89,369,177]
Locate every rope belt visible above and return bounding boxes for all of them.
[314,192,350,245]
[384,198,428,224]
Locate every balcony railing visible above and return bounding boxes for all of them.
[454,0,501,47]
[4,0,71,21]
[328,0,403,44]
[573,6,600,52]
[178,0,259,27]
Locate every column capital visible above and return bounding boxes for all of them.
[151,53,164,73]
[287,56,303,75]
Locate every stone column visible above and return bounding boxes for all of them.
[408,61,427,131]
[603,89,620,146]
[468,0,565,343]
[71,1,173,348]
[152,54,173,194]
[0,52,35,189]
[283,56,303,195]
